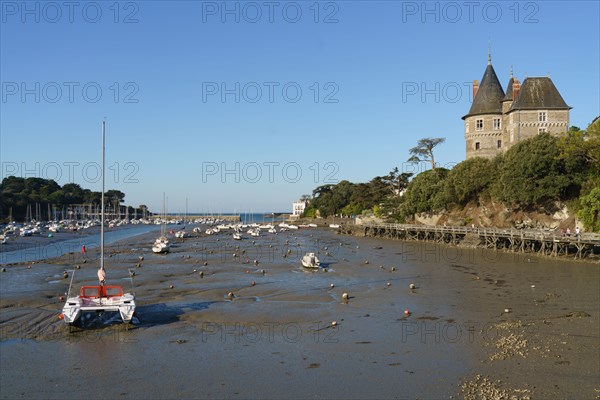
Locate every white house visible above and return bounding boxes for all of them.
[291,201,307,218]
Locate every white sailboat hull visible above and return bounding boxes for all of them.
[152,242,170,253]
[62,288,136,324]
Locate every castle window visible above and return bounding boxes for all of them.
[497,140,502,148]
[465,121,469,133]
[476,119,483,131]
[538,127,547,134]
[539,112,547,122]
[493,118,501,130]
[475,142,480,150]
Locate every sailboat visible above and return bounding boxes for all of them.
[175,198,189,238]
[268,212,277,234]
[152,193,170,253]
[61,121,137,325]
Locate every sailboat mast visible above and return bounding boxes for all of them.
[162,192,166,236]
[101,121,105,270]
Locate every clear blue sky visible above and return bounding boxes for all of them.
[1,0,598,213]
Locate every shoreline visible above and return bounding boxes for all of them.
[338,222,600,264]
[0,224,161,266]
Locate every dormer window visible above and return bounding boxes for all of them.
[476,119,483,131]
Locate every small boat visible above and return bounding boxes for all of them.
[233,232,242,240]
[175,230,187,238]
[329,224,340,228]
[153,193,170,253]
[152,236,170,253]
[301,252,320,269]
[61,121,136,326]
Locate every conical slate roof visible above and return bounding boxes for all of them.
[509,77,571,110]
[502,77,515,101]
[462,63,505,119]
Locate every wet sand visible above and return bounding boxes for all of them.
[0,227,598,399]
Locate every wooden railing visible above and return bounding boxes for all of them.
[358,222,600,244]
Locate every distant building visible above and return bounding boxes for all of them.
[292,200,307,218]
[463,54,571,159]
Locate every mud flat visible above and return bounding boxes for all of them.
[1,228,598,399]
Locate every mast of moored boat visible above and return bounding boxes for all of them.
[162,193,166,236]
[100,120,105,272]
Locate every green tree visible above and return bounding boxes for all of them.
[105,189,125,204]
[399,168,449,217]
[311,184,335,217]
[62,183,84,204]
[443,157,496,206]
[559,119,600,169]
[584,117,600,167]
[495,133,570,208]
[381,167,412,195]
[577,187,600,231]
[408,137,446,170]
[303,207,317,218]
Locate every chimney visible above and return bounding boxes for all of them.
[512,79,521,100]
[473,80,479,99]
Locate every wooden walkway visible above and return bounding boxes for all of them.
[353,223,600,260]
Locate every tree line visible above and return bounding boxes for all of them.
[304,118,600,231]
[0,176,148,222]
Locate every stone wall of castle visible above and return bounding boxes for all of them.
[466,109,569,159]
[464,114,504,159]
[504,109,570,145]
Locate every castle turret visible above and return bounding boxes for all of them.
[462,55,505,159]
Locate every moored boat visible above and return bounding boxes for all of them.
[62,283,136,324]
[61,121,136,326]
[301,252,320,269]
[152,236,170,253]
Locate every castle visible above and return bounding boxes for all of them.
[463,54,571,159]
